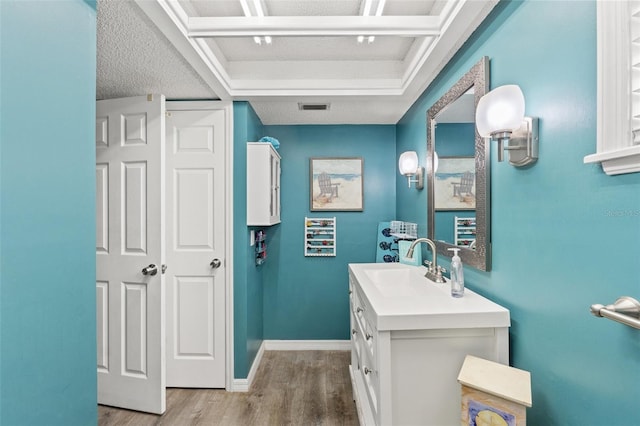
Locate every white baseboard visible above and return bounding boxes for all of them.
[264,339,351,351]
[231,339,351,391]
[231,340,265,392]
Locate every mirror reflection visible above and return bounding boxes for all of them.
[433,88,477,249]
[427,56,491,271]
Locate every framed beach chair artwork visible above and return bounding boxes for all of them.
[310,157,364,211]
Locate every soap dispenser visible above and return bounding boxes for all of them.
[448,248,464,298]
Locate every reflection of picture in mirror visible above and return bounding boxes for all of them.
[434,157,475,210]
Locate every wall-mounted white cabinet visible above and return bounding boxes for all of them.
[247,142,281,226]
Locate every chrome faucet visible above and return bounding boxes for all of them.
[406,238,446,283]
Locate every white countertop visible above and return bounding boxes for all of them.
[348,263,510,331]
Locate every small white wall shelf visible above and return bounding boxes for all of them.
[455,216,476,247]
[304,217,336,257]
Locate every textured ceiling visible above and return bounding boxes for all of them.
[96,0,498,124]
[96,1,216,100]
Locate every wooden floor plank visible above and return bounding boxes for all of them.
[98,350,359,426]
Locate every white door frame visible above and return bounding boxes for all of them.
[166,100,234,391]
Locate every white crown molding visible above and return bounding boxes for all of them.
[134,0,500,124]
[228,60,401,80]
[401,0,499,95]
[187,15,441,37]
[230,79,403,94]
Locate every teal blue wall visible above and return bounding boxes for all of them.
[397,1,640,424]
[232,102,265,378]
[261,125,396,339]
[435,123,475,157]
[0,1,97,424]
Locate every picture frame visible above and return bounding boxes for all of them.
[310,157,363,211]
[434,157,476,211]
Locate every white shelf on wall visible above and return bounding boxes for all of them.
[304,217,336,257]
[454,216,476,248]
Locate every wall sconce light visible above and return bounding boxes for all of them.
[398,151,424,189]
[475,84,539,167]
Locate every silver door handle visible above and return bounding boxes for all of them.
[142,264,158,276]
[210,258,222,269]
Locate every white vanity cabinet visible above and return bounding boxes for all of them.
[348,263,510,426]
[247,142,281,226]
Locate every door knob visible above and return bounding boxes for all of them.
[210,258,222,269]
[142,264,158,276]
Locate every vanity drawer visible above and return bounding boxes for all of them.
[350,312,363,369]
[351,290,376,361]
[348,274,354,305]
[351,294,380,421]
[358,341,380,418]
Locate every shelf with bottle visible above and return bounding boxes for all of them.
[255,229,267,265]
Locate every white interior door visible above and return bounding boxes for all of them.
[165,108,226,388]
[96,95,166,414]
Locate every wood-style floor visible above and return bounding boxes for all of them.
[98,350,359,426]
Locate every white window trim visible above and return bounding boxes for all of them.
[584,1,640,175]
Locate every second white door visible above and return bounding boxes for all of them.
[165,108,226,388]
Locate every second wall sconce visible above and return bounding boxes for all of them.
[398,151,424,189]
[475,84,539,167]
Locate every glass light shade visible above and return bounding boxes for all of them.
[398,151,419,175]
[475,85,525,137]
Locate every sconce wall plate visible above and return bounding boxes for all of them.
[506,117,539,166]
[411,167,424,190]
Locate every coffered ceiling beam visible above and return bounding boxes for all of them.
[187,16,440,38]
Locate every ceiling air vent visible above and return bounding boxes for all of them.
[298,103,330,111]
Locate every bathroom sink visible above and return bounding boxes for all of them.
[363,268,417,297]
[349,262,510,331]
